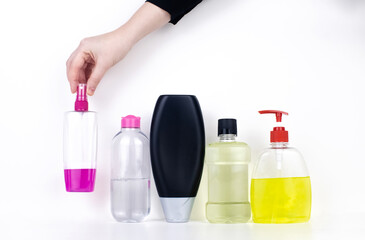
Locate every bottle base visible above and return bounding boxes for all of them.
[112,213,149,223]
[110,178,150,222]
[206,202,251,223]
[252,216,310,224]
[64,169,96,192]
[160,197,195,223]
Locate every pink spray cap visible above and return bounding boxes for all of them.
[75,84,88,112]
[121,115,141,128]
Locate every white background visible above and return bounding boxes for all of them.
[0,0,364,239]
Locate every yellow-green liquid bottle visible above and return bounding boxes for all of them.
[205,119,251,223]
[251,110,312,223]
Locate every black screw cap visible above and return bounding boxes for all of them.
[218,118,237,136]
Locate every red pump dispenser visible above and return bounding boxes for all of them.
[259,110,289,142]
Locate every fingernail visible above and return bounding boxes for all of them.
[87,87,95,96]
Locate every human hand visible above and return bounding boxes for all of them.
[66,28,134,96]
[66,2,170,96]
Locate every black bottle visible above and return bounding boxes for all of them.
[150,95,205,223]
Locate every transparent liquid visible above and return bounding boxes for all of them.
[251,176,311,223]
[111,178,150,222]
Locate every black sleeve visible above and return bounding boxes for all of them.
[147,0,202,24]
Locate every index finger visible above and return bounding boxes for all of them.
[66,51,87,93]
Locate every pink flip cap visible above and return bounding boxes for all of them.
[122,115,141,128]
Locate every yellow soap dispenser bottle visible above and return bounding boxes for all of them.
[251,110,311,223]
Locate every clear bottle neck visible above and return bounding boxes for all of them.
[270,142,289,148]
[219,134,236,142]
[121,127,140,131]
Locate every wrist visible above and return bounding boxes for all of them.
[113,24,138,48]
[117,2,170,45]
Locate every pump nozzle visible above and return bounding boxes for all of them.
[259,110,288,122]
[75,84,88,112]
[259,110,289,142]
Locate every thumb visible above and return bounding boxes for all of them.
[86,63,107,96]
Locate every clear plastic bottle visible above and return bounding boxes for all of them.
[111,115,151,222]
[251,110,311,223]
[205,119,251,223]
[63,84,97,192]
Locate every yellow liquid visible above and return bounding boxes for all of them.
[205,141,251,223]
[251,177,311,223]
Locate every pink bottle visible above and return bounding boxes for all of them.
[63,84,97,192]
